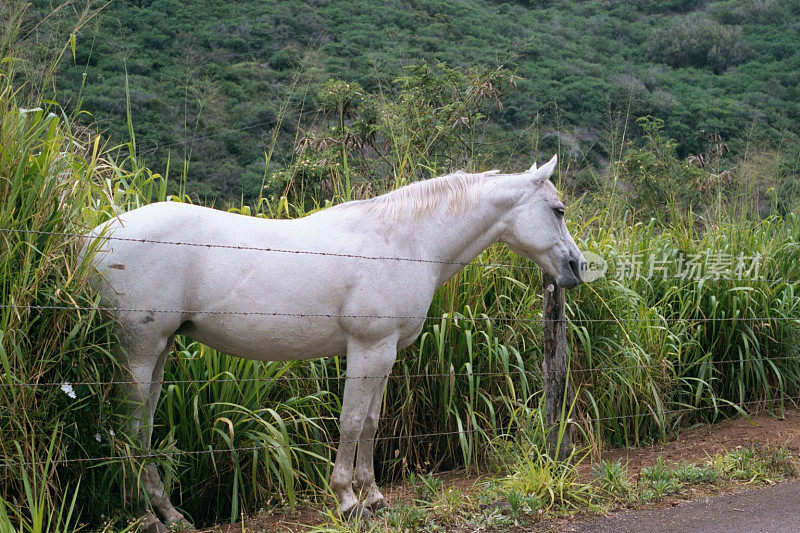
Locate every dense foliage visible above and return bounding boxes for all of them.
[19,0,800,201]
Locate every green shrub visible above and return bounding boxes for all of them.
[592,459,632,497]
[636,0,703,14]
[269,46,301,71]
[647,13,750,72]
[614,116,710,218]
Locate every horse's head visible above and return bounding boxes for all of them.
[498,155,585,288]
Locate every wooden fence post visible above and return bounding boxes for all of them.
[542,272,574,461]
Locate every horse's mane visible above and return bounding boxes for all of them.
[336,169,501,220]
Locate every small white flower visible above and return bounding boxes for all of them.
[109,429,115,437]
[95,433,102,442]
[60,382,77,399]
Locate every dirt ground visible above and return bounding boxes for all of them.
[204,407,800,532]
[588,406,800,475]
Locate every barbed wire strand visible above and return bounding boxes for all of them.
[140,114,311,155]
[0,227,539,270]
[5,395,797,468]
[117,100,323,157]
[2,354,798,389]
[2,227,795,282]
[4,303,800,325]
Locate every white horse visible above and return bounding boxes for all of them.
[87,155,584,527]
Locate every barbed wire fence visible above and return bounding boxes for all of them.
[3,352,800,389]
[9,392,799,469]
[1,226,789,282]
[2,226,800,468]
[5,393,798,469]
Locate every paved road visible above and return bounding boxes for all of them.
[562,481,800,533]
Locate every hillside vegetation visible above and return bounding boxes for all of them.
[23,0,800,200]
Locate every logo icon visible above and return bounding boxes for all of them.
[580,250,607,282]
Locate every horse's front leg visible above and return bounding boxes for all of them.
[353,375,389,511]
[331,336,396,518]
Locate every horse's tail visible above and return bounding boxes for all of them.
[76,221,111,275]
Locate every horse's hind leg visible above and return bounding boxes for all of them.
[119,332,187,527]
[143,336,172,445]
[142,336,189,526]
[354,376,389,511]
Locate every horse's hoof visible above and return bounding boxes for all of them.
[136,511,170,533]
[367,499,388,513]
[162,508,194,531]
[342,504,372,521]
[167,520,196,532]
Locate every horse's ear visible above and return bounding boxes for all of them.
[528,161,537,172]
[529,154,557,181]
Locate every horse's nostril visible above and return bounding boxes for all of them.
[569,258,582,280]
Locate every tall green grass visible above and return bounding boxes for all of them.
[569,210,800,446]
[0,84,122,523]
[155,340,338,523]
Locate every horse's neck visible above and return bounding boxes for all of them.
[401,191,507,287]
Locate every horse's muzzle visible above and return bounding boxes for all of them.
[556,254,584,289]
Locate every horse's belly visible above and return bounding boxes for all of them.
[181,315,348,361]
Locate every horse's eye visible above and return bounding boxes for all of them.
[553,206,565,218]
